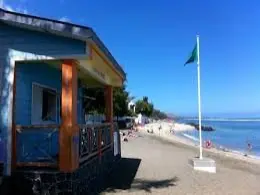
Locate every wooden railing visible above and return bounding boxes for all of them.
[15,124,59,168]
[79,123,112,164]
[14,122,117,168]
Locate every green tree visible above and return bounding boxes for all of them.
[152,109,168,120]
[113,84,129,120]
[135,96,154,117]
[127,108,137,117]
[82,83,132,120]
[83,88,105,114]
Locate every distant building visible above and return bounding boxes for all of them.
[128,100,136,113]
[135,113,149,125]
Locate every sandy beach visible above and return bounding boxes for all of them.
[102,128,260,195]
[137,121,260,165]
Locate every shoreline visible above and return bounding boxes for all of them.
[137,121,260,165]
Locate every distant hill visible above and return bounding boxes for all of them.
[166,113,179,119]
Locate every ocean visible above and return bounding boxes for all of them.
[177,119,260,156]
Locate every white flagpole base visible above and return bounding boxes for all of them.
[190,157,216,173]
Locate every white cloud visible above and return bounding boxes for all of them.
[59,17,70,22]
[1,2,28,14]
[4,5,14,12]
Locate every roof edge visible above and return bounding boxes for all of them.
[0,8,126,79]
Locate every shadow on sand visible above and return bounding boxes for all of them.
[100,157,178,193]
[0,158,178,194]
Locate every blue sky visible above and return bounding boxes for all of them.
[2,0,260,117]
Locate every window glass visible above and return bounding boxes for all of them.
[32,84,58,124]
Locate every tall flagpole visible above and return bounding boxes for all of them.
[197,35,203,159]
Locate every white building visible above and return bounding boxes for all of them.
[128,100,136,113]
[135,113,149,125]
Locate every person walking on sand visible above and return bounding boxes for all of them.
[245,142,252,156]
[170,124,175,134]
[247,142,253,155]
[158,124,162,136]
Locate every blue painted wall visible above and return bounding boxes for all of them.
[15,63,61,163]
[15,62,85,125]
[15,62,85,162]
[15,63,62,125]
[0,22,86,167]
[0,21,86,124]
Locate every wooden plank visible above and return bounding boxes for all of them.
[59,59,79,172]
[79,151,99,164]
[101,144,112,151]
[16,162,57,168]
[105,86,114,144]
[79,143,112,164]
[15,124,60,130]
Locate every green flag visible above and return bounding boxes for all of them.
[184,43,198,66]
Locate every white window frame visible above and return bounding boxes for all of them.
[31,82,60,125]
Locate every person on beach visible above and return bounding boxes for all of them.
[170,126,175,134]
[158,125,162,136]
[245,142,252,156]
[205,140,212,149]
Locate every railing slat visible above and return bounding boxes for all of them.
[79,123,113,164]
[16,124,60,130]
[16,162,57,168]
[14,123,119,168]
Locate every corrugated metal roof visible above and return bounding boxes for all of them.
[0,8,126,79]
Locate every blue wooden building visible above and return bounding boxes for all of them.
[0,8,124,194]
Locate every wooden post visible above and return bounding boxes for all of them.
[59,59,79,172]
[105,86,113,144]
